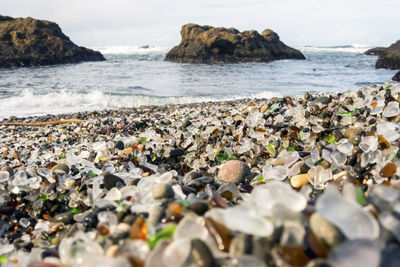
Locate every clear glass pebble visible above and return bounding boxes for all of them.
[0,171,9,182]
[59,231,104,265]
[321,149,332,163]
[262,165,288,181]
[329,240,380,267]
[173,213,209,241]
[251,181,307,214]
[359,136,378,153]
[383,101,400,117]
[163,239,191,267]
[331,150,347,166]
[308,166,332,189]
[316,184,379,240]
[104,187,121,201]
[337,142,353,155]
[380,211,400,242]
[37,168,52,178]
[206,206,273,237]
[12,171,30,186]
[285,151,300,167]
[0,244,14,255]
[19,218,30,228]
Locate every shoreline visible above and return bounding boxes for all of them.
[0,83,400,266]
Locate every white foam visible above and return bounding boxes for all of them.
[298,44,370,54]
[0,89,281,119]
[91,46,170,55]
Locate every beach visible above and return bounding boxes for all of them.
[0,83,399,266]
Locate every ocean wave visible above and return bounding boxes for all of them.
[91,45,170,55]
[0,89,281,119]
[298,44,370,53]
[92,44,371,55]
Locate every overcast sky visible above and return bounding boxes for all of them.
[3,0,399,47]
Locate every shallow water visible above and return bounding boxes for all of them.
[0,45,397,118]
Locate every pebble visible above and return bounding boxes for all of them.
[114,140,125,150]
[0,83,399,266]
[383,101,400,117]
[51,163,70,174]
[1,166,14,176]
[217,160,251,183]
[310,213,346,248]
[103,173,126,190]
[290,173,309,188]
[187,201,209,216]
[380,163,397,178]
[343,127,362,138]
[152,184,175,199]
[148,205,166,225]
[189,239,217,267]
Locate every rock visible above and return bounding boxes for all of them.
[380,163,397,178]
[260,104,269,113]
[1,166,14,176]
[187,201,209,216]
[148,205,166,225]
[146,240,170,267]
[114,141,125,150]
[309,213,346,248]
[290,173,309,188]
[343,127,362,138]
[165,23,305,63]
[152,184,175,199]
[380,243,400,267]
[217,160,251,183]
[189,239,217,267]
[393,71,400,82]
[364,47,388,56]
[314,96,331,105]
[51,163,70,174]
[376,40,400,70]
[0,15,105,68]
[169,149,185,157]
[52,212,74,224]
[103,173,125,190]
[229,234,253,258]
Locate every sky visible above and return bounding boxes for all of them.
[2,0,399,48]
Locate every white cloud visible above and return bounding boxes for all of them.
[2,0,399,47]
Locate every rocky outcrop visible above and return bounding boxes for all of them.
[393,71,400,82]
[375,40,400,82]
[376,40,400,70]
[0,15,105,68]
[364,47,387,56]
[165,24,305,63]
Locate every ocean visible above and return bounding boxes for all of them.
[0,44,397,119]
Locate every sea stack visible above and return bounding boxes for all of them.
[165,23,305,63]
[0,15,105,68]
[369,40,400,82]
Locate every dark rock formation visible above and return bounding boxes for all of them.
[0,15,105,68]
[364,47,387,56]
[165,24,305,63]
[393,71,400,82]
[372,40,400,82]
[375,40,400,70]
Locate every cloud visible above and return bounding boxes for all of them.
[2,0,399,46]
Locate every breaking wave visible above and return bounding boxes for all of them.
[0,89,281,119]
[91,46,170,55]
[298,44,370,53]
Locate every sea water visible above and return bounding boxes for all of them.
[0,44,397,118]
